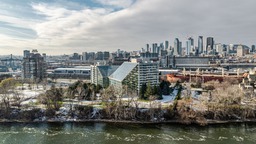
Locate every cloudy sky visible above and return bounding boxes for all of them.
[0,0,256,55]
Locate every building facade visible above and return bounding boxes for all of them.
[186,37,194,56]
[174,38,180,56]
[49,66,91,79]
[90,65,119,88]
[206,37,214,54]
[22,50,47,81]
[198,36,203,54]
[109,61,159,93]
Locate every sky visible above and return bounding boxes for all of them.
[0,0,256,55]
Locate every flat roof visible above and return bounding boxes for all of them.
[54,68,90,71]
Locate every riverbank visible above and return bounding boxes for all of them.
[1,118,256,126]
[1,102,256,126]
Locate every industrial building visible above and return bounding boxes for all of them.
[168,56,214,69]
[49,66,91,79]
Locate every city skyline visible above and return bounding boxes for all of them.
[0,0,256,55]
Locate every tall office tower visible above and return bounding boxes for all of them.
[186,41,191,55]
[23,50,30,58]
[82,52,87,61]
[156,47,161,54]
[152,43,158,53]
[151,44,155,53]
[160,43,164,50]
[22,50,46,81]
[225,45,230,54]
[198,36,203,54]
[251,45,255,53]
[189,37,194,49]
[165,41,169,50]
[186,37,194,55]
[103,51,110,60]
[117,49,121,57]
[151,43,155,53]
[179,42,182,56]
[215,43,223,54]
[237,45,245,57]
[96,51,104,60]
[146,44,150,52]
[87,52,95,61]
[206,37,214,53]
[173,38,180,56]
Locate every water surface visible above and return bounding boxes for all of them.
[0,122,255,144]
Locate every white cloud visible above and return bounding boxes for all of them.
[31,3,111,39]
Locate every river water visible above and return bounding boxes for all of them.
[0,122,255,144]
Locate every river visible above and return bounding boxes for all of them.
[0,122,255,144]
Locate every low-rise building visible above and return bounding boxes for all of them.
[240,69,256,91]
[49,66,91,79]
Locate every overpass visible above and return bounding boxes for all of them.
[220,63,256,69]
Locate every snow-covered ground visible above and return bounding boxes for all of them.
[158,89,179,103]
[158,95,175,103]
[0,85,46,106]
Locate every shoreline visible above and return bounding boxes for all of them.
[1,119,256,126]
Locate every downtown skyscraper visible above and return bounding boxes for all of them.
[186,37,194,56]
[198,36,203,54]
[174,38,180,56]
[206,37,214,54]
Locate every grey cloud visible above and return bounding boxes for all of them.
[82,0,256,52]
[1,0,256,55]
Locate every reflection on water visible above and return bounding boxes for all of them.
[0,122,256,144]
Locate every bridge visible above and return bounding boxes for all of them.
[0,54,22,69]
[220,63,256,69]
[173,63,256,69]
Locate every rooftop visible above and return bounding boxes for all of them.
[109,62,138,82]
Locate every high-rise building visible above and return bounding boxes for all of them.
[103,51,110,60]
[206,37,214,54]
[22,50,47,81]
[215,43,223,54]
[82,52,87,61]
[251,45,255,53]
[23,50,30,58]
[174,38,180,56]
[146,44,150,52]
[152,43,158,53]
[96,51,104,60]
[159,43,164,50]
[70,53,80,60]
[186,37,194,56]
[165,41,169,50]
[87,52,95,61]
[237,45,245,57]
[186,41,191,56]
[198,36,203,54]
[179,42,182,56]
